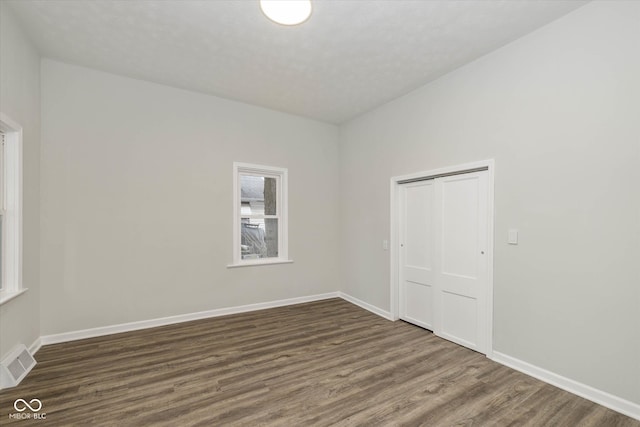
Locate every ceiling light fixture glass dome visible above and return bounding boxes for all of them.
[260,0,312,26]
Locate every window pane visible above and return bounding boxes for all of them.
[240,175,277,215]
[264,177,277,215]
[240,218,278,259]
[264,218,278,257]
[241,218,266,259]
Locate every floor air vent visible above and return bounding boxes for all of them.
[0,344,36,389]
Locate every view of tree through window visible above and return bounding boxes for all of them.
[240,175,278,259]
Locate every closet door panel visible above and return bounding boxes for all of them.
[435,172,488,352]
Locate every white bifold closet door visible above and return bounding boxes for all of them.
[399,171,489,354]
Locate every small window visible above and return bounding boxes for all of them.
[0,113,24,305]
[230,162,291,267]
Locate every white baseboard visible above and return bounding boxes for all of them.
[336,294,640,422]
[491,351,640,421]
[28,337,42,356]
[30,293,640,422]
[40,292,340,346]
[338,292,393,320]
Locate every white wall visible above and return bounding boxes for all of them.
[0,3,41,358]
[8,0,639,411]
[40,59,340,335]
[339,1,639,405]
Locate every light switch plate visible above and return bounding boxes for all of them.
[508,229,518,245]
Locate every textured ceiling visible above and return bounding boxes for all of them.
[8,0,588,124]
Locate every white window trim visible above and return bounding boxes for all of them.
[228,162,292,268]
[0,112,25,305]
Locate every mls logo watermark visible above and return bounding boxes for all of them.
[9,398,46,420]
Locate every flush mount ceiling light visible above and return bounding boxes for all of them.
[260,0,312,26]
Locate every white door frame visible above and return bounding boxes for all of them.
[390,159,495,357]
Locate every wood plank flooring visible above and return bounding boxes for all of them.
[1,298,638,426]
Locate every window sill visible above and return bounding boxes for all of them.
[227,259,294,268]
[0,288,28,306]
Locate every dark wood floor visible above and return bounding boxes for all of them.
[1,298,637,426]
